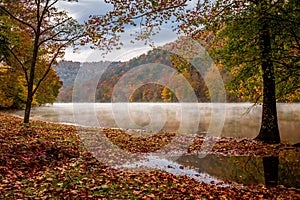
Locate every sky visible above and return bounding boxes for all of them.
[56,0,179,62]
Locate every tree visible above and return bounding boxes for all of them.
[0,23,62,108]
[204,0,300,143]
[0,0,84,123]
[86,0,299,144]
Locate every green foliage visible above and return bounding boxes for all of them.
[209,0,300,103]
[199,0,300,142]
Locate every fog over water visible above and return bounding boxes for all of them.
[14,103,300,144]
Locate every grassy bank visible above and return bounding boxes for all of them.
[0,113,299,199]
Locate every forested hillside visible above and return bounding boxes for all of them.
[55,46,239,103]
[54,61,109,102]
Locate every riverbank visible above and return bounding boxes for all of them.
[0,113,299,199]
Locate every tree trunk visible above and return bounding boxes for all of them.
[24,84,33,123]
[255,4,280,144]
[23,32,39,123]
[23,58,37,124]
[256,64,280,143]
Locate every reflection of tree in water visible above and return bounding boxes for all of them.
[278,150,300,188]
[177,150,299,188]
[239,156,264,184]
[177,155,265,185]
[263,156,278,187]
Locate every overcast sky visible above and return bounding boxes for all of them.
[56,0,179,62]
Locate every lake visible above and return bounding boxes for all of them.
[14,103,300,144]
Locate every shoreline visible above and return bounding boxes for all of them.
[8,102,300,144]
[1,111,298,156]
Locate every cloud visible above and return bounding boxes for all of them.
[56,1,179,62]
[56,0,112,23]
[63,27,178,62]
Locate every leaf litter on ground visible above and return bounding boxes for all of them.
[0,113,299,199]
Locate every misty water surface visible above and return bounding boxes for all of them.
[14,103,300,144]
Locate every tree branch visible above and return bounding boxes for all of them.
[4,45,29,83]
[130,3,187,20]
[47,0,59,10]
[32,46,63,96]
[0,6,36,33]
[40,17,73,35]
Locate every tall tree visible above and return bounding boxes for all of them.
[204,0,300,143]
[0,0,84,123]
[87,0,299,143]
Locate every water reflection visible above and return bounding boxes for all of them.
[177,150,299,188]
[263,156,279,187]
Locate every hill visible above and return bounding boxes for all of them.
[54,43,238,102]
